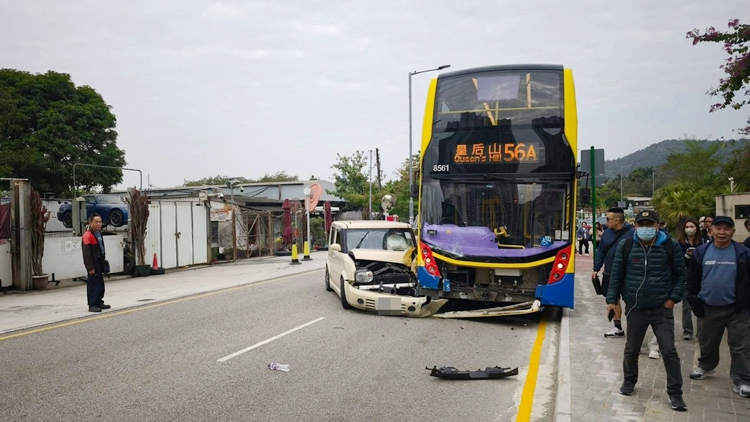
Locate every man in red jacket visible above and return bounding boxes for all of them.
[82,213,111,312]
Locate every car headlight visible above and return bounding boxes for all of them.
[355,270,374,283]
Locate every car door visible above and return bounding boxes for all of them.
[328,228,343,288]
[84,195,97,218]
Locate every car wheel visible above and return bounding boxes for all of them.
[110,209,125,227]
[62,212,72,228]
[325,267,333,292]
[340,277,353,309]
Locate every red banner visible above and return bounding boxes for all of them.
[0,203,10,239]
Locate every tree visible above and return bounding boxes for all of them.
[183,171,298,186]
[687,19,750,135]
[381,155,417,219]
[651,182,716,228]
[183,174,235,186]
[253,171,298,183]
[0,69,126,195]
[329,151,369,209]
[657,139,723,187]
[721,141,750,190]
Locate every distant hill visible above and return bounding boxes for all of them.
[603,139,750,179]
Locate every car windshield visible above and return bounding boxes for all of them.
[95,195,124,205]
[345,229,415,252]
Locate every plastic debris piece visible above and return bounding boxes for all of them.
[426,366,518,380]
[268,362,290,372]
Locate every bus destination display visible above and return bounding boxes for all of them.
[452,142,540,164]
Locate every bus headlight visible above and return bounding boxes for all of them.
[355,270,374,283]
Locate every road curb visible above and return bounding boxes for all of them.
[554,307,572,422]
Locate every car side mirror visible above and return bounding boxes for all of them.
[410,184,419,198]
[329,244,341,252]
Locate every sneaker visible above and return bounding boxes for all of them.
[649,349,661,359]
[733,384,750,398]
[605,327,625,337]
[88,306,102,313]
[690,367,716,380]
[682,334,692,340]
[619,381,635,396]
[669,394,687,411]
[585,253,589,256]
[98,303,111,310]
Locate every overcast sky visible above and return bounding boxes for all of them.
[1,1,746,189]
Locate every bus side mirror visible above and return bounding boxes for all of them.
[410,184,419,198]
[580,188,591,203]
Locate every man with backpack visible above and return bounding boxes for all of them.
[606,210,687,411]
[592,207,634,337]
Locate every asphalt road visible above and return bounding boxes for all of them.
[0,269,560,422]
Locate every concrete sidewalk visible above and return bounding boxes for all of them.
[567,254,750,422]
[0,252,327,335]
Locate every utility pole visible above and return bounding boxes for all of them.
[227,179,240,262]
[590,147,598,260]
[375,148,382,191]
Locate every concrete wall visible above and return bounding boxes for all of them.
[716,193,750,242]
[1,241,10,287]
[41,234,126,281]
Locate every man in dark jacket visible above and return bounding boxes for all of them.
[82,213,111,312]
[606,210,687,411]
[592,207,635,337]
[686,216,750,398]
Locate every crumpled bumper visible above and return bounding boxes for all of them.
[345,284,448,317]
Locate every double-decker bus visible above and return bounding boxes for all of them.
[415,64,577,311]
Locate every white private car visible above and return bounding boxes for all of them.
[325,220,446,317]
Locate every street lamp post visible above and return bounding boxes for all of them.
[729,177,735,193]
[409,64,450,226]
[368,150,373,220]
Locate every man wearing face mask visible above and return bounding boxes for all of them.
[606,210,688,411]
[686,216,750,398]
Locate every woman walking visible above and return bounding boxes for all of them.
[677,217,706,340]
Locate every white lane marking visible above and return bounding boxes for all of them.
[217,317,326,362]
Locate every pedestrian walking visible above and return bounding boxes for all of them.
[606,209,687,411]
[577,223,590,256]
[686,216,750,398]
[701,216,714,243]
[592,222,603,244]
[592,207,635,337]
[82,213,111,312]
[677,217,706,340]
